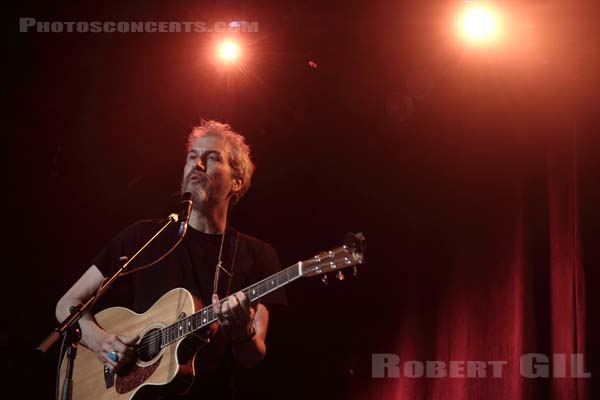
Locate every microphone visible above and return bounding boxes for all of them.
[178,192,193,237]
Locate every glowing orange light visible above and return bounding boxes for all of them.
[217,40,240,62]
[458,3,501,43]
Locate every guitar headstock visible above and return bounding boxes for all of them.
[299,232,366,278]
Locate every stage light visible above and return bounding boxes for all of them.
[217,40,240,62]
[458,2,501,44]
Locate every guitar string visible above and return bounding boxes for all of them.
[129,253,352,354]
[132,277,280,354]
[132,267,299,354]
[132,278,280,354]
[131,258,352,355]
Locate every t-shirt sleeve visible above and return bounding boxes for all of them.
[86,220,163,311]
[91,220,158,276]
[254,243,288,308]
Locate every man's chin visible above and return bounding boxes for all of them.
[183,181,205,195]
[190,190,210,210]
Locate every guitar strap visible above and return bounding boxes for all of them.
[212,227,240,298]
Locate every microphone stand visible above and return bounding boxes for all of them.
[60,306,81,400]
[36,214,180,399]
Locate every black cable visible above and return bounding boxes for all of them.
[121,234,185,276]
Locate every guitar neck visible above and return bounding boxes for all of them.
[159,233,365,347]
[161,263,302,347]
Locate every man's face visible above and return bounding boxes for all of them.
[181,135,241,210]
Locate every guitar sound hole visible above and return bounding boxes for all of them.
[137,328,162,362]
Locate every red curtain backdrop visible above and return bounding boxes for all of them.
[362,127,590,400]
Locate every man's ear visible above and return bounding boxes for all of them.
[231,177,242,194]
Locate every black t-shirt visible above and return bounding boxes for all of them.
[90,219,287,399]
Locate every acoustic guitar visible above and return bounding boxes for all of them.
[59,232,365,399]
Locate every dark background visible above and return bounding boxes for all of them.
[7,1,599,399]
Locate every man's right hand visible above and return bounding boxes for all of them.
[85,324,139,372]
[55,266,139,372]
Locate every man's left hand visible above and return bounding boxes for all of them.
[212,292,256,342]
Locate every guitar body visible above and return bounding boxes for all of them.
[59,288,210,400]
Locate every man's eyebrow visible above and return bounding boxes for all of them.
[188,149,222,156]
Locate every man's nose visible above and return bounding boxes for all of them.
[195,158,206,171]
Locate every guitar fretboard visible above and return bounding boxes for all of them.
[160,262,302,347]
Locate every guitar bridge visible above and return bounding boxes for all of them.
[104,364,115,389]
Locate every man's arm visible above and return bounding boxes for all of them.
[55,265,138,371]
[232,302,269,368]
[212,292,269,368]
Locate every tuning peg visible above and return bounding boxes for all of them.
[336,271,345,281]
[321,274,328,286]
[353,266,358,277]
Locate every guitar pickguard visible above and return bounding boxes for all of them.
[116,358,162,394]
